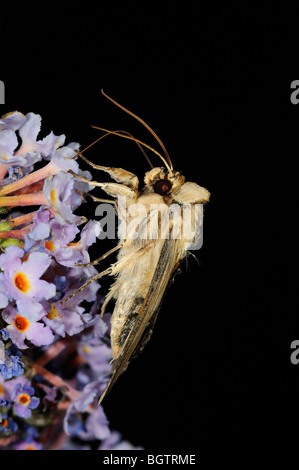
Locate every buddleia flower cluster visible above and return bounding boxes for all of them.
[0,111,141,450]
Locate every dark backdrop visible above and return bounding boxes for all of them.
[0,2,297,453]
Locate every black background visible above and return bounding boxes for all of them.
[0,2,297,454]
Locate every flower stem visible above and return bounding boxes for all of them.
[0,191,48,207]
[31,362,81,402]
[9,211,37,227]
[0,224,33,239]
[36,337,75,367]
[0,161,56,196]
[0,163,8,180]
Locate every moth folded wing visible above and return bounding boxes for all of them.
[98,237,182,405]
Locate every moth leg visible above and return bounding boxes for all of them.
[75,244,122,267]
[100,291,114,318]
[77,155,139,190]
[69,170,136,199]
[61,267,113,304]
[86,193,116,205]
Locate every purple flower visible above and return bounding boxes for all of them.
[15,113,59,160]
[80,407,110,441]
[48,219,100,267]
[0,119,43,169]
[0,245,56,313]
[48,141,80,172]
[38,383,58,404]
[14,440,42,450]
[43,172,85,225]
[78,338,111,377]
[0,412,18,436]
[0,109,143,451]
[0,129,19,165]
[2,304,54,350]
[99,431,144,450]
[11,383,39,419]
[0,111,26,131]
[64,382,110,441]
[42,299,85,337]
[0,345,25,379]
[44,217,80,261]
[65,264,100,301]
[23,208,53,252]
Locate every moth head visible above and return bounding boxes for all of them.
[144,167,185,195]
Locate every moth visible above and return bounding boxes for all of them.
[63,91,210,404]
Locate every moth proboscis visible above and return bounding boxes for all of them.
[62,90,210,405]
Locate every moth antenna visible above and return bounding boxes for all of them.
[72,129,153,169]
[118,130,154,169]
[101,89,173,170]
[91,126,171,171]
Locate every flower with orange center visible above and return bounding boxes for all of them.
[0,246,56,314]
[3,304,54,350]
[15,440,42,450]
[0,411,18,436]
[11,382,39,419]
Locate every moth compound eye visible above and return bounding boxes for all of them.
[154,179,172,195]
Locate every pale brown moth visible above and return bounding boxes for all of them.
[63,91,210,404]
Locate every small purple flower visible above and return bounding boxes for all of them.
[0,328,9,340]
[11,383,39,419]
[15,112,59,160]
[78,339,111,377]
[14,440,42,450]
[80,407,110,441]
[43,172,85,225]
[0,345,25,380]
[0,111,26,131]
[64,382,110,441]
[0,129,19,165]
[0,121,43,169]
[65,264,100,303]
[44,217,80,261]
[49,219,100,267]
[70,380,104,413]
[38,383,58,404]
[42,299,85,337]
[3,304,54,350]
[48,141,80,172]
[0,245,56,313]
[99,431,144,450]
[0,412,18,436]
[23,208,53,252]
